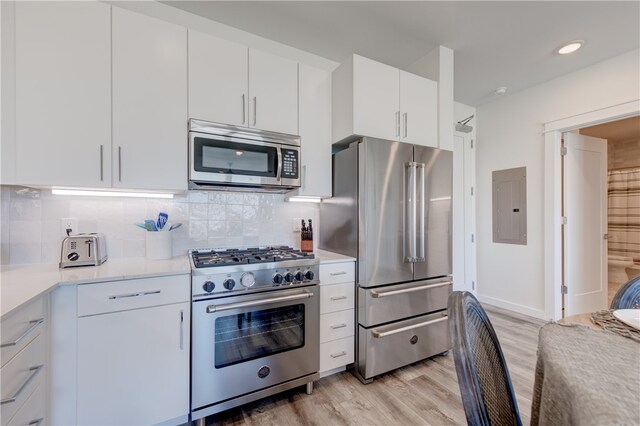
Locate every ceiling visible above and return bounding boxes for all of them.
[580,116,640,144]
[163,1,639,106]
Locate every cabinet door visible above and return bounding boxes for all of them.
[400,71,438,147]
[295,64,331,197]
[353,55,400,141]
[15,2,111,187]
[112,8,187,191]
[77,302,190,425]
[249,49,298,135]
[189,30,248,126]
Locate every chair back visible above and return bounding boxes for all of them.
[448,291,522,426]
[610,276,640,309]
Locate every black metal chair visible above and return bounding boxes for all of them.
[610,275,640,309]
[448,291,522,426]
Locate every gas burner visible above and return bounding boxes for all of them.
[191,246,314,269]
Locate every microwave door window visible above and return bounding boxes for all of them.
[194,138,278,177]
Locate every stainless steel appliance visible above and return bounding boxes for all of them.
[319,138,453,383]
[59,233,107,268]
[189,246,320,421]
[189,119,301,192]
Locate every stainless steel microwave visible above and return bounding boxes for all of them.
[189,119,301,192]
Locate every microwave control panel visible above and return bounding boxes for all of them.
[282,149,299,179]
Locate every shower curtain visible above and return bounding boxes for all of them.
[608,168,640,265]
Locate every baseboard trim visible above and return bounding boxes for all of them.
[477,294,546,320]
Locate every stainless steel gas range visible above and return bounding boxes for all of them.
[189,246,320,422]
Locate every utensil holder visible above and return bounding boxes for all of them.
[146,231,172,260]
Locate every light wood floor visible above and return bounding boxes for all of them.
[206,305,545,426]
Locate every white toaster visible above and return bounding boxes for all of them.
[59,233,108,268]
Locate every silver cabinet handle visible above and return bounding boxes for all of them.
[403,112,408,137]
[1,319,44,348]
[99,145,104,181]
[302,165,307,191]
[330,351,347,359]
[330,295,347,301]
[108,290,161,300]
[207,291,313,313]
[370,281,451,298]
[372,316,448,338]
[330,323,347,330]
[396,111,400,137]
[329,271,347,276]
[118,146,122,182]
[28,418,44,426]
[253,96,257,126]
[242,94,246,124]
[417,163,425,262]
[0,365,44,405]
[179,309,184,350]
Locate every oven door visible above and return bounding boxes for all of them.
[191,286,319,410]
[190,132,286,187]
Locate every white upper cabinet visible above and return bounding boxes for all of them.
[188,30,249,127]
[112,8,187,191]
[291,64,332,198]
[249,49,299,135]
[400,70,438,147]
[189,32,299,136]
[333,54,438,147]
[15,2,111,187]
[352,55,400,142]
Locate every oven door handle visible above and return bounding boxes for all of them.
[206,290,314,313]
[276,147,283,182]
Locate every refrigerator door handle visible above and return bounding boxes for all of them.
[405,162,417,262]
[417,163,426,262]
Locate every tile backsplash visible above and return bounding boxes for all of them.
[0,185,318,265]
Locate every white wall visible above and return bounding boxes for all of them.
[475,49,640,318]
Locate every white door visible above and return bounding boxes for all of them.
[112,8,187,191]
[15,2,111,187]
[77,302,190,425]
[188,30,248,127]
[563,132,608,315]
[400,71,438,147]
[248,49,298,135]
[353,55,400,142]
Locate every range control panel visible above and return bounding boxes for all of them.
[281,149,299,179]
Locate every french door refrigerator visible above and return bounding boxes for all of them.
[319,137,452,383]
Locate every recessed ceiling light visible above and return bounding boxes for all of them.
[494,86,508,95]
[558,40,584,55]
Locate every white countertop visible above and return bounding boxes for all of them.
[1,256,190,319]
[314,249,356,264]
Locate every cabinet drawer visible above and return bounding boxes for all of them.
[320,310,354,343]
[320,337,354,372]
[1,297,45,368]
[1,334,45,423]
[77,275,190,317]
[320,282,354,314]
[7,383,45,426]
[319,262,355,285]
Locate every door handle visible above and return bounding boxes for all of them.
[179,309,184,350]
[0,319,44,348]
[253,97,257,126]
[417,163,425,262]
[396,111,400,137]
[242,94,246,124]
[370,281,451,298]
[99,145,104,181]
[403,112,408,138]
[206,291,314,313]
[118,146,122,182]
[405,162,417,262]
[276,148,283,182]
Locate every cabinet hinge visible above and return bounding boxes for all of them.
[561,146,567,156]
[470,186,474,196]
[471,139,474,149]
[561,285,568,294]
[472,281,476,291]
[603,233,609,240]
[471,234,475,243]
[561,216,567,225]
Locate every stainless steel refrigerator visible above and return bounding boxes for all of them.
[319,137,452,383]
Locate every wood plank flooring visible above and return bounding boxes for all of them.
[207,305,545,426]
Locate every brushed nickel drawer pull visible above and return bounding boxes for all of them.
[108,290,160,300]
[0,319,44,348]
[0,365,44,405]
[330,323,347,330]
[28,418,44,426]
[370,281,451,298]
[141,290,161,296]
[329,271,347,276]
[371,316,448,339]
[330,351,347,359]
[330,295,348,301]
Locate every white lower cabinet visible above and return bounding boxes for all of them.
[318,260,355,376]
[73,275,190,425]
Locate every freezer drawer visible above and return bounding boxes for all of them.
[357,310,449,380]
[358,277,451,327]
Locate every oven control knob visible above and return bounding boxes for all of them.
[202,281,215,293]
[284,272,294,283]
[240,272,256,288]
[273,273,284,284]
[223,279,236,290]
[295,271,305,282]
[305,270,315,281]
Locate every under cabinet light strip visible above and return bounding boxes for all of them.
[52,189,174,199]
[287,196,322,203]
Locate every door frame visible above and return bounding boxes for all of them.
[543,100,640,320]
